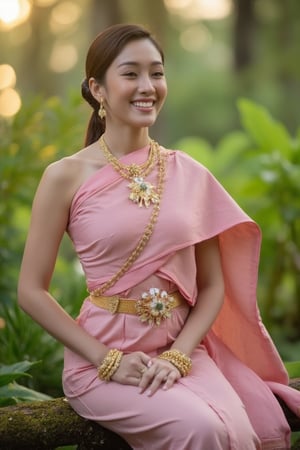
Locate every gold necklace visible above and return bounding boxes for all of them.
[99,136,160,207]
[90,149,166,297]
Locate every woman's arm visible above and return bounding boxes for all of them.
[139,236,225,395]
[18,160,108,368]
[171,236,225,355]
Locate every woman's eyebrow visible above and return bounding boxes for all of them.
[117,61,163,68]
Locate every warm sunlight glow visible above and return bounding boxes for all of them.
[49,43,78,73]
[35,0,57,6]
[0,88,21,117]
[10,22,32,45]
[0,0,31,29]
[50,1,81,33]
[164,0,191,9]
[0,64,16,89]
[164,0,232,20]
[180,25,211,52]
[0,0,20,23]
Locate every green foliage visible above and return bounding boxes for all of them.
[0,91,85,306]
[0,262,86,397]
[0,361,51,406]
[0,301,64,397]
[236,99,300,347]
[178,99,300,361]
[285,361,300,379]
[238,99,292,156]
[0,92,87,396]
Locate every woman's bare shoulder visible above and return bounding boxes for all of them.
[40,142,104,196]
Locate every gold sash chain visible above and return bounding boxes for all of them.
[90,143,166,297]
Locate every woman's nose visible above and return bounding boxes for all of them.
[138,75,155,94]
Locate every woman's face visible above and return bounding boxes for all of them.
[100,38,167,130]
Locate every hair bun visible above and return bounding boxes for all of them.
[81,78,99,110]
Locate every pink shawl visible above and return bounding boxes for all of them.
[68,146,300,420]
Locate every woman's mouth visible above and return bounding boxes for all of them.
[132,101,155,109]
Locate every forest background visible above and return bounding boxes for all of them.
[0,0,300,401]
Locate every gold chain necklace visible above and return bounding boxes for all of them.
[89,148,166,297]
[99,136,160,207]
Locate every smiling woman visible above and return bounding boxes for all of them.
[17,23,300,450]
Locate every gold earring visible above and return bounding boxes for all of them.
[98,98,106,119]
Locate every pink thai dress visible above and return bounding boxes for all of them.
[63,145,300,450]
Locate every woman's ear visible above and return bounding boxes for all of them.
[88,77,104,103]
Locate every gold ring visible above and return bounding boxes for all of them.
[140,367,146,375]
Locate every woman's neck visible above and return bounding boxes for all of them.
[102,127,150,158]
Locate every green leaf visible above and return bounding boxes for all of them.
[0,397,17,407]
[0,361,40,387]
[284,361,300,378]
[175,136,214,168]
[0,382,52,402]
[0,372,30,387]
[213,131,252,178]
[237,99,292,156]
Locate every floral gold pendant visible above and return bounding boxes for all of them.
[128,177,160,208]
[135,288,175,326]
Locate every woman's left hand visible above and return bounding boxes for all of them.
[138,357,181,396]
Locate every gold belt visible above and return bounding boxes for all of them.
[89,289,185,326]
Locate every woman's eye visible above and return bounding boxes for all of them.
[152,72,164,78]
[123,72,137,78]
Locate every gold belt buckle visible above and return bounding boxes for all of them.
[135,288,175,326]
[108,296,120,314]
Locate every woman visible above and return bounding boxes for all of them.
[18,24,300,449]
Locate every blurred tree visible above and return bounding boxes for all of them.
[233,0,256,71]
[119,0,168,43]
[1,0,300,142]
[89,0,122,39]
[22,3,55,95]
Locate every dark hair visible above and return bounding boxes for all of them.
[81,24,164,146]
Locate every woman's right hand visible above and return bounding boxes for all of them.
[111,351,151,386]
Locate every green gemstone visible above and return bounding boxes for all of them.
[140,182,148,191]
[155,302,164,311]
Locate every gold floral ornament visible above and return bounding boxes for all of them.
[136,288,175,326]
[128,177,160,208]
[99,136,161,208]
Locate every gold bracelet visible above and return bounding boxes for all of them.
[158,349,192,377]
[97,348,123,381]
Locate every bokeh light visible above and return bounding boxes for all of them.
[0,87,21,117]
[164,0,191,9]
[49,42,78,72]
[0,64,17,89]
[49,1,82,34]
[35,0,57,7]
[0,0,31,29]
[164,0,232,20]
[180,24,212,52]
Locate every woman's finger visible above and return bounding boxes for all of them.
[138,365,157,393]
[146,369,170,396]
[162,370,179,391]
[139,366,147,375]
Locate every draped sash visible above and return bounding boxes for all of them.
[67,146,300,418]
